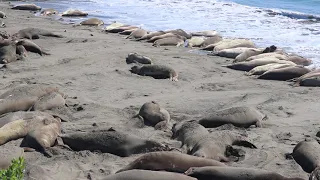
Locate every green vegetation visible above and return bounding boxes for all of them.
[0,157,25,180]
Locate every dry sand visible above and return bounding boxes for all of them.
[0,2,317,180]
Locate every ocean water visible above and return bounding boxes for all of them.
[14,0,320,66]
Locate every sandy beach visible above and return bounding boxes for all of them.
[0,2,318,180]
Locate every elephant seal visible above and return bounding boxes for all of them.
[105,22,125,31]
[119,28,139,35]
[187,36,205,47]
[0,11,7,19]
[126,29,148,39]
[166,29,191,39]
[211,47,256,58]
[61,9,88,17]
[12,4,41,11]
[198,106,265,128]
[136,31,166,41]
[245,63,294,76]
[0,146,24,170]
[291,70,320,87]
[14,28,63,39]
[116,151,225,173]
[126,52,152,64]
[130,64,178,81]
[199,36,223,47]
[31,92,66,111]
[191,30,219,37]
[16,45,28,58]
[60,128,169,157]
[153,37,185,47]
[258,65,311,81]
[285,55,312,66]
[200,39,233,51]
[106,25,138,33]
[40,8,58,16]
[190,130,257,162]
[15,39,50,56]
[79,18,104,26]
[185,166,305,180]
[147,33,183,43]
[0,20,5,28]
[213,39,256,52]
[290,140,320,179]
[171,120,209,152]
[234,45,277,63]
[223,58,296,71]
[246,52,288,61]
[0,44,19,64]
[104,169,197,180]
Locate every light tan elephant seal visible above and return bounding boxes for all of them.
[126,52,152,64]
[12,4,41,11]
[185,166,305,180]
[153,37,185,47]
[0,146,24,170]
[136,31,166,41]
[126,29,148,39]
[245,63,293,76]
[246,52,288,61]
[165,29,191,39]
[187,36,205,47]
[258,65,311,81]
[15,39,50,56]
[191,30,219,37]
[211,47,256,58]
[147,33,183,42]
[104,170,197,180]
[234,45,277,63]
[213,39,256,52]
[285,55,313,66]
[106,25,138,33]
[130,64,178,81]
[61,9,88,17]
[199,35,223,47]
[40,8,58,16]
[79,18,104,26]
[31,92,66,111]
[116,151,225,173]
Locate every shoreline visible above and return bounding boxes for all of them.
[0,2,318,180]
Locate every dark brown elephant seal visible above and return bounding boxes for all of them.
[198,106,265,128]
[133,101,170,128]
[165,29,191,39]
[291,70,320,87]
[290,140,320,179]
[126,52,152,64]
[116,151,225,173]
[153,36,185,47]
[59,128,169,157]
[12,4,41,11]
[61,9,88,17]
[136,31,166,41]
[0,146,24,170]
[104,170,197,180]
[258,65,311,81]
[0,11,7,19]
[126,29,148,39]
[40,8,58,16]
[190,130,257,162]
[285,55,312,66]
[130,64,178,81]
[15,39,50,56]
[79,18,104,26]
[185,166,305,180]
[171,120,209,152]
[14,28,63,39]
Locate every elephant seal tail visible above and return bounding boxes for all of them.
[310,167,320,180]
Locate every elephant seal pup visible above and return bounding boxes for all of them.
[198,106,265,128]
[0,11,7,19]
[136,31,166,41]
[153,37,185,47]
[285,55,312,66]
[213,39,256,52]
[60,128,168,157]
[223,58,296,71]
[116,151,225,173]
[185,166,305,180]
[14,28,63,39]
[191,30,219,37]
[130,64,178,81]
[126,29,148,39]
[292,70,320,87]
[79,18,104,26]
[246,52,288,61]
[199,35,223,47]
[134,101,170,127]
[0,44,19,64]
[258,65,311,81]
[61,9,88,17]
[12,4,41,11]
[15,39,50,56]
[211,47,256,58]
[126,52,152,64]
[290,140,320,178]
[234,45,277,63]
[40,8,58,16]
[0,146,24,170]
[171,120,209,152]
[245,63,293,76]
[105,169,197,180]
[190,130,257,162]
[104,22,125,31]
[187,36,206,47]
[166,29,191,39]
[31,92,66,111]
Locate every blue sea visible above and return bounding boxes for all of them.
[14,0,320,66]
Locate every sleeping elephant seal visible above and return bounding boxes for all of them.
[191,30,219,37]
[14,28,64,39]
[126,52,152,64]
[187,36,205,47]
[245,63,294,76]
[135,31,166,41]
[104,22,125,31]
[198,106,265,128]
[61,9,88,17]
[185,166,305,180]
[79,18,104,26]
[40,8,58,16]
[15,39,50,56]
[119,28,139,35]
[126,29,148,39]
[31,92,66,111]
[213,39,256,52]
[0,11,7,19]
[211,47,256,58]
[285,55,312,66]
[234,45,277,63]
[166,29,191,39]
[153,37,185,47]
[258,65,311,81]
[106,25,138,33]
[0,44,19,64]
[291,70,320,87]
[199,35,222,47]
[246,52,288,61]
[59,128,169,157]
[0,146,24,170]
[116,151,225,173]
[12,4,41,11]
[190,130,257,162]
[130,64,178,81]
[147,33,183,43]
[104,170,197,180]
[290,140,320,180]
[134,101,170,128]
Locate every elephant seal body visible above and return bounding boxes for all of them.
[116,151,225,173]
[200,39,233,51]
[32,92,66,111]
[147,33,182,42]
[191,30,219,37]
[136,31,165,41]
[246,52,287,61]
[234,45,276,63]
[107,25,138,33]
[166,29,191,39]
[16,45,28,58]
[185,166,304,180]
[126,52,152,64]
[126,29,148,39]
[119,28,139,35]
[213,47,256,58]
[61,9,88,17]
[198,106,265,128]
[16,39,50,56]
[105,22,125,31]
[135,101,170,127]
[213,39,256,52]
[0,44,18,64]
[153,37,185,47]
[0,11,7,19]
[190,130,257,162]
[14,28,63,39]
[12,4,41,11]
[245,63,293,76]
[80,18,104,26]
[187,36,205,47]
[258,65,311,81]
[40,8,58,16]
[60,128,168,157]
[130,64,178,81]
[224,58,296,71]
[292,70,320,87]
[285,55,312,66]
[0,146,24,170]
[200,36,222,47]
[104,170,197,180]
